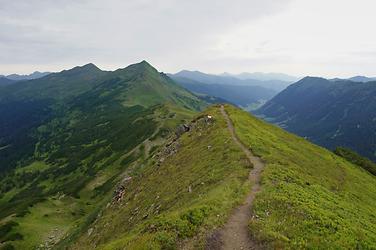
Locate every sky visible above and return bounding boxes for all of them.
[1,0,376,78]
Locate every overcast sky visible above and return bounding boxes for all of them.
[1,0,375,77]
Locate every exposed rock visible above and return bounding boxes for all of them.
[122,176,132,182]
[113,186,126,203]
[205,115,214,124]
[175,124,190,137]
[112,175,133,203]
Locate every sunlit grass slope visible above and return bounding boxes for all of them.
[226,105,376,249]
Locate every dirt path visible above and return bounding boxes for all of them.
[215,105,265,250]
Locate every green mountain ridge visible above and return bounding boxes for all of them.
[255,76,376,161]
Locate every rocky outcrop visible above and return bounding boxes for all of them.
[113,176,132,203]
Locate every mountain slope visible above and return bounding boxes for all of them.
[0,63,106,101]
[0,61,205,249]
[111,61,204,109]
[0,77,15,86]
[256,77,376,161]
[68,106,251,249]
[0,63,108,174]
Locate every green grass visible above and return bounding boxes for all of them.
[71,106,251,249]
[226,105,376,249]
[15,161,50,174]
[11,196,89,249]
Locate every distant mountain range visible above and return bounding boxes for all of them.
[256,76,376,161]
[0,71,51,81]
[169,70,293,110]
[336,76,376,82]
[172,70,292,91]
[169,75,276,110]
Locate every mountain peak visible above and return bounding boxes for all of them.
[115,60,159,77]
[135,60,155,69]
[176,70,204,75]
[348,75,376,82]
[139,60,151,65]
[80,63,101,71]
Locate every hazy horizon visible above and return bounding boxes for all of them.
[1,0,376,78]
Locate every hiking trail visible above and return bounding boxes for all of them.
[215,105,265,250]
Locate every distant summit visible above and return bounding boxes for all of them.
[57,63,102,77]
[348,76,376,82]
[4,71,51,81]
[329,76,376,83]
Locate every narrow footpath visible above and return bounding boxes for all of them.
[217,105,265,250]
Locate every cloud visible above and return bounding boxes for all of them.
[0,0,290,73]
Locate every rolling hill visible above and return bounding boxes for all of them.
[255,77,376,161]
